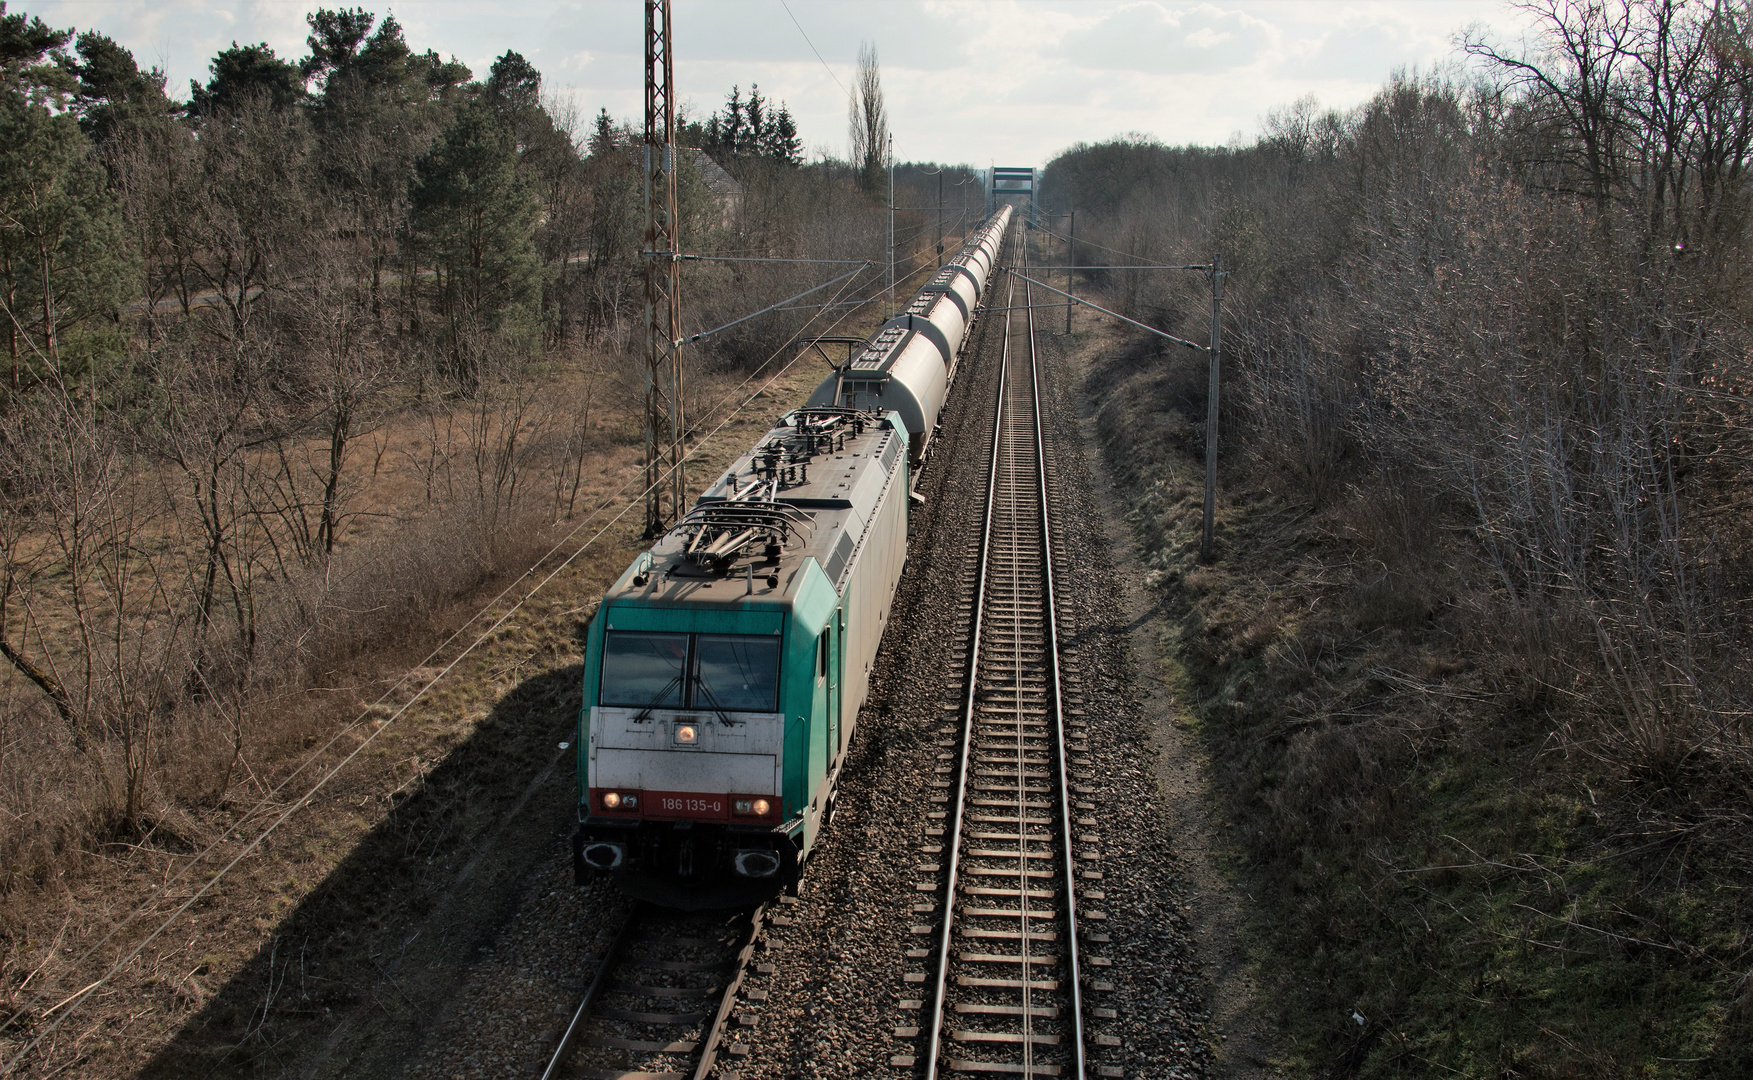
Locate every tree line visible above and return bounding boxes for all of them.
[1042,0,1753,1070]
[0,2,939,893]
[698,83,803,166]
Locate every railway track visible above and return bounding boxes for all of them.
[542,901,771,1080]
[892,227,1115,1078]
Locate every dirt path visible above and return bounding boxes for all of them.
[1063,314,1285,1078]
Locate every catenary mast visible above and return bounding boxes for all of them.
[643,0,684,534]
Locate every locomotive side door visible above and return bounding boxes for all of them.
[834,610,848,753]
[820,621,840,764]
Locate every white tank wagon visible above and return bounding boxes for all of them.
[806,205,1012,459]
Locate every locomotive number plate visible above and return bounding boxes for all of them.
[646,790,729,821]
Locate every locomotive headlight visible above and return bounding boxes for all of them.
[602,791,621,809]
[753,798,771,816]
[674,724,698,745]
[732,797,773,817]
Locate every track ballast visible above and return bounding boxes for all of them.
[890,225,1119,1079]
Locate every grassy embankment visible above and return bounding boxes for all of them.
[1078,311,1752,1079]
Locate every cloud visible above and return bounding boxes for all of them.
[1280,12,1448,82]
[28,0,1535,170]
[1054,2,1276,74]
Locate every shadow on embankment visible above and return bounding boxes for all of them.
[140,663,589,1080]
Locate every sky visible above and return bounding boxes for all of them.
[32,1,1542,167]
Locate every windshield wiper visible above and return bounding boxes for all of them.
[631,672,685,723]
[691,680,741,728]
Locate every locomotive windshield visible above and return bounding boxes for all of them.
[599,632,687,708]
[693,635,780,712]
[599,631,779,712]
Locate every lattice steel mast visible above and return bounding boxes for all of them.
[643,0,684,535]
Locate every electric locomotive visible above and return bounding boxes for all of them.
[573,206,1012,907]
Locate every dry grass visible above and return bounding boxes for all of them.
[1077,280,1753,1077]
[0,347,830,1077]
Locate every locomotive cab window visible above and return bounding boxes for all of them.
[600,631,779,712]
[817,633,829,683]
[599,632,688,708]
[692,635,780,712]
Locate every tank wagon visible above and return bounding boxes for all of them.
[574,205,1012,907]
[804,208,1010,453]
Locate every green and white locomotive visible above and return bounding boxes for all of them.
[573,207,1011,907]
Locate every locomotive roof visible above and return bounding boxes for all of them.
[601,410,906,612]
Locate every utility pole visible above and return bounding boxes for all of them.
[1201,253,1223,562]
[643,0,683,536]
[886,133,895,317]
[1065,210,1075,334]
[937,169,945,268]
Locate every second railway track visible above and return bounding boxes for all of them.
[543,901,771,1080]
[894,225,1117,1079]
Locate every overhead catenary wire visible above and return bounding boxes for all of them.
[1009,270,1207,352]
[693,220,982,331]
[0,262,880,1075]
[739,244,975,322]
[678,264,871,346]
[646,253,872,265]
[776,0,849,99]
[1030,220,1190,268]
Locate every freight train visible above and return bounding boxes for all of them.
[573,205,1013,907]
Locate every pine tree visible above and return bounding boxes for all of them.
[0,5,133,387]
[486,50,540,116]
[768,105,801,166]
[68,31,171,142]
[187,41,302,116]
[301,8,406,91]
[410,100,540,383]
[744,83,766,155]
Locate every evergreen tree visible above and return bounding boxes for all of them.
[721,85,743,155]
[187,41,302,116]
[698,82,800,164]
[744,83,766,153]
[67,31,170,142]
[302,7,401,91]
[410,100,540,381]
[767,105,801,166]
[486,50,540,115]
[0,2,73,101]
[589,107,621,158]
[0,6,132,386]
[485,49,546,155]
[298,9,469,321]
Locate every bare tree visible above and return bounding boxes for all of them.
[848,41,888,195]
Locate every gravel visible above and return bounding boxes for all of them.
[398,265,1217,1080]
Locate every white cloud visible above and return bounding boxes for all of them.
[1055,2,1277,74]
[31,0,1538,166]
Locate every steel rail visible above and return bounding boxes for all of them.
[542,905,642,1080]
[690,901,771,1080]
[1026,243,1087,1080]
[923,227,1012,1080]
[921,219,1084,1080]
[540,901,770,1080]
